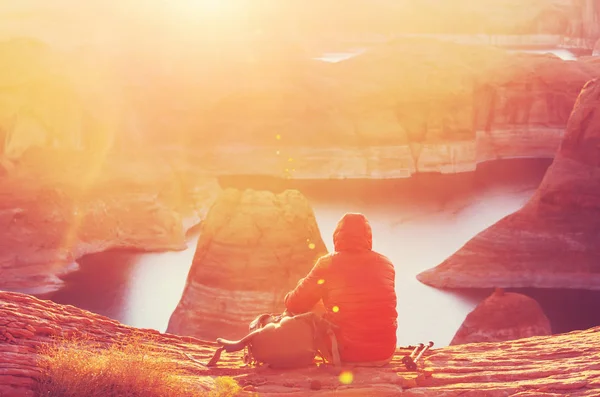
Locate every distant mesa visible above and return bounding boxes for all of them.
[417,78,600,290]
[166,188,327,340]
[193,39,600,179]
[450,289,551,345]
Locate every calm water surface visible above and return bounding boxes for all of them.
[49,159,552,347]
[316,47,578,63]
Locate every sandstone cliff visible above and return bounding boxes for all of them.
[5,35,600,180]
[193,41,600,179]
[167,188,327,341]
[417,77,600,289]
[4,35,600,180]
[450,289,552,345]
[0,153,220,295]
[2,291,600,396]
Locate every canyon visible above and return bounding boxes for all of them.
[0,150,220,295]
[3,37,600,180]
[418,77,600,290]
[3,32,599,296]
[1,3,600,395]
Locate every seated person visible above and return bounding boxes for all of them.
[284,212,398,365]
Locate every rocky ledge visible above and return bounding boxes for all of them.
[451,289,552,345]
[417,77,600,289]
[0,151,220,295]
[2,291,600,396]
[167,188,327,341]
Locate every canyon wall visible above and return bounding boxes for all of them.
[0,155,220,295]
[417,77,600,290]
[3,36,600,179]
[190,42,600,179]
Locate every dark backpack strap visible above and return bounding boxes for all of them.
[309,313,342,368]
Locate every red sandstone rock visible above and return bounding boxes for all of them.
[167,188,328,340]
[0,154,220,295]
[1,291,600,396]
[6,36,600,181]
[189,40,600,179]
[417,77,600,289]
[450,289,552,345]
[474,53,600,162]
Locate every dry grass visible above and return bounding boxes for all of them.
[34,333,241,397]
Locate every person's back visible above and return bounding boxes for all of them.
[284,213,398,364]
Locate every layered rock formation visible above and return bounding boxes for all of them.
[4,34,600,179]
[473,52,600,162]
[0,153,220,295]
[5,35,600,180]
[2,291,600,396]
[167,188,327,340]
[450,289,552,345]
[187,40,600,179]
[417,77,600,289]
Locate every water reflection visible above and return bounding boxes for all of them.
[50,235,199,333]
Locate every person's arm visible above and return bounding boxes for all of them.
[284,256,330,314]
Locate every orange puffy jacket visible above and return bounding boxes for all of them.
[284,213,398,363]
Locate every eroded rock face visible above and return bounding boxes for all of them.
[191,41,600,179]
[474,53,599,162]
[450,289,551,345]
[4,36,600,180]
[2,291,600,397]
[0,155,220,295]
[167,188,327,340]
[417,77,600,289]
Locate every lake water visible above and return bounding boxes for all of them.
[315,47,578,63]
[48,158,552,347]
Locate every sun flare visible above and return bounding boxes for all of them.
[170,0,232,15]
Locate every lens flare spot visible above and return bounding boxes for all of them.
[308,242,316,250]
[317,279,325,285]
[332,306,340,313]
[275,134,281,140]
[339,371,353,385]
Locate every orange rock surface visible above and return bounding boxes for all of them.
[167,188,327,341]
[418,77,600,290]
[451,289,552,345]
[2,291,600,396]
[0,151,220,295]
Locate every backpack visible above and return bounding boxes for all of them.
[206,312,341,369]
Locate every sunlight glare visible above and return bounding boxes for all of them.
[178,0,226,13]
[157,0,239,24]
